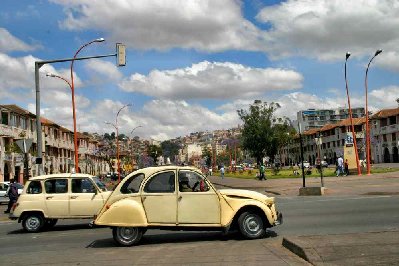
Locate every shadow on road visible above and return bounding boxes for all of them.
[87,230,278,248]
[7,223,98,235]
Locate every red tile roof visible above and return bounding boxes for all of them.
[371,107,399,119]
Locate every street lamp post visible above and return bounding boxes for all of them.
[45,73,73,172]
[345,52,362,175]
[130,125,142,170]
[70,38,105,172]
[105,103,131,183]
[365,49,383,175]
[34,42,123,176]
[297,122,306,187]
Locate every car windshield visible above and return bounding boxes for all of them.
[93,177,107,192]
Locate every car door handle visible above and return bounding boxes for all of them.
[46,196,53,200]
[178,196,182,201]
[70,196,78,199]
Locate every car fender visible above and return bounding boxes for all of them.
[95,197,148,227]
[221,198,274,227]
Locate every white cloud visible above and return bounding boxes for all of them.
[51,0,265,52]
[369,85,399,109]
[0,28,36,52]
[120,61,303,99]
[257,0,399,61]
[85,59,123,81]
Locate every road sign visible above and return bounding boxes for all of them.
[15,139,33,153]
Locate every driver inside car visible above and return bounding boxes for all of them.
[179,174,192,192]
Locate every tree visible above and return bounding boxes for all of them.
[202,147,212,167]
[148,145,162,165]
[161,140,180,162]
[237,100,293,165]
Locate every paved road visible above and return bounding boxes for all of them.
[274,195,399,236]
[1,195,398,265]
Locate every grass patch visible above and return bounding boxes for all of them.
[217,167,399,180]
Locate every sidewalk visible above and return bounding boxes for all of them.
[208,171,399,197]
[282,230,399,265]
[210,172,399,265]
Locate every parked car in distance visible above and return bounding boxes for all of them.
[0,182,24,204]
[301,161,310,168]
[321,161,329,168]
[9,173,111,232]
[94,166,282,246]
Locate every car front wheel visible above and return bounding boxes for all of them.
[238,211,265,239]
[22,213,44,233]
[112,227,144,246]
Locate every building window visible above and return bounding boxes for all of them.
[389,116,397,125]
[1,112,8,125]
[381,118,388,127]
[383,134,387,142]
[392,133,396,141]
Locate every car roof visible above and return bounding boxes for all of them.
[28,173,95,181]
[131,165,201,177]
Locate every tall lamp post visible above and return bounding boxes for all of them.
[130,125,142,170]
[45,73,74,172]
[70,38,105,172]
[105,103,131,183]
[365,49,383,175]
[345,52,362,175]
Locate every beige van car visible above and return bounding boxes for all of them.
[94,166,282,246]
[9,173,111,232]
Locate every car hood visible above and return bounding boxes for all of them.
[218,189,270,201]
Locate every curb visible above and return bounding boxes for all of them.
[282,237,323,265]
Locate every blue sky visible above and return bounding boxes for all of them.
[1,0,399,140]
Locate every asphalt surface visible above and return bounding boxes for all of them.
[0,217,307,265]
[209,171,399,265]
[1,170,398,265]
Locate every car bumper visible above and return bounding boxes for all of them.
[274,212,283,225]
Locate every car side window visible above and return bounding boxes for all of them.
[121,173,145,194]
[27,181,42,194]
[178,170,210,192]
[45,179,68,194]
[72,178,96,193]
[144,171,175,193]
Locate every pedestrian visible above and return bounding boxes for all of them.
[336,155,344,177]
[4,179,19,214]
[208,167,213,177]
[220,165,225,179]
[259,163,266,180]
[344,159,349,176]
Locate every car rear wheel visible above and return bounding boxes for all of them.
[238,211,265,239]
[112,227,143,246]
[22,213,44,233]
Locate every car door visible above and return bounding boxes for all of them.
[69,177,105,216]
[44,178,69,217]
[141,170,177,224]
[177,170,220,224]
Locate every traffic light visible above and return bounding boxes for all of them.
[116,43,126,66]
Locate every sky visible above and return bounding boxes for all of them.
[1,0,399,141]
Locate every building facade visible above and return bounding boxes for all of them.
[297,107,365,131]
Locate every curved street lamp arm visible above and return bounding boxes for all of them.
[130,125,142,135]
[46,73,72,89]
[116,103,132,125]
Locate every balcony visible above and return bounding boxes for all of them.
[0,124,36,141]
